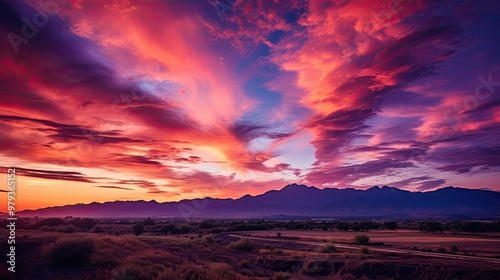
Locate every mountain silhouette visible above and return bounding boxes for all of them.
[18,184,500,219]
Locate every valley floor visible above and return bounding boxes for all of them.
[0,229,499,279]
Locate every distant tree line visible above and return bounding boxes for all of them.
[3,217,499,236]
[417,221,500,234]
[0,217,97,233]
[129,219,399,236]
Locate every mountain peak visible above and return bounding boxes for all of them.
[365,185,403,194]
[369,185,380,189]
[281,183,318,191]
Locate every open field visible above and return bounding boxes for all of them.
[242,229,500,257]
[1,224,500,279]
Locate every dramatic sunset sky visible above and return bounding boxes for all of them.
[1,0,499,211]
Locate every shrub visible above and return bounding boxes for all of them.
[229,238,255,252]
[36,218,65,228]
[93,226,104,233]
[180,224,193,234]
[68,218,96,231]
[273,271,290,280]
[437,247,447,253]
[239,259,250,268]
[161,224,175,236]
[64,225,76,233]
[43,237,95,266]
[171,227,182,235]
[318,242,337,253]
[360,246,369,254]
[203,235,215,245]
[450,245,459,254]
[210,227,225,234]
[354,234,369,245]
[133,224,145,236]
[39,225,54,232]
[277,232,282,238]
[53,225,77,233]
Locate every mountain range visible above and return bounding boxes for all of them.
[18,184,500,219]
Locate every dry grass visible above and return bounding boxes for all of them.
[245,229,500,255]
[318,242,337,253]
[354,234,370,245]
[228,238,255,251]
[6,228,500,280]
[156,263,242,280]
[272,271,290,280]
[112,262,153,280]
[43,237,95,266]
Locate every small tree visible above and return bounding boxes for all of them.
[133,224,144,236]
[337,222,350,231]
[161,224,174,236]
[171,227,182,235]
[277,232,282,238]
[384,221,398,230]
[354,234,369,245]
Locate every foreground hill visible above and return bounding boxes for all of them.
[18,184,500,218]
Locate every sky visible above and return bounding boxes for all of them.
[1,0,499,211]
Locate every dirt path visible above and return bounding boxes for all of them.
[229,234,500,264]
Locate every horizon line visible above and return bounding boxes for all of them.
[15,184,497,212]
